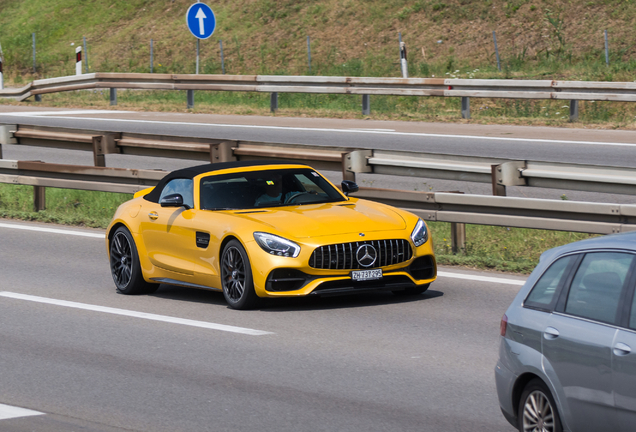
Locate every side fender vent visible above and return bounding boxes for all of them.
[196,232,210,249]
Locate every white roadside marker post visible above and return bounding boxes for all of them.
[400,41,408,78]
[75,46,82,75]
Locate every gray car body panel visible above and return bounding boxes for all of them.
[496,231,636,432]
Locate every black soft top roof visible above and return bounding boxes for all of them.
[144,160,306,203]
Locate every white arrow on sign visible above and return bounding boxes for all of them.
[195,8,207,36]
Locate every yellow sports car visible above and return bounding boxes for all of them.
[106,161,436,309]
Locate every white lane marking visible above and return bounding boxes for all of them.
[437,270,525,286]
[3,110,132,116]
[0,403,44,420]
[0,222,104,239]
[348,128,396,132]
[3,113,636,147]
[0,292,273,336]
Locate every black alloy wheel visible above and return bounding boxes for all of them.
[518,379,562,432]
[221,240,259,310]
[110,226,158,295]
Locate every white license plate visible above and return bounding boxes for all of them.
[351,269,383,281]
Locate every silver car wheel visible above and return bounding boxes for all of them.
[522,390,555,432]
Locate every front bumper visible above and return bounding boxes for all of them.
[264,255,436,296]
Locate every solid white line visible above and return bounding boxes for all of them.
[0,403,44,421]
[4,113,636,147]
[0,292,273,336]
[0,222,104,239]
[3,110,132,116]
[437,270,525,286]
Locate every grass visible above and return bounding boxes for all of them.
[0,183,597,274]
[0,184,131,228]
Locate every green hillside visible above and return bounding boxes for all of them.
[2,0,636,81]
[2,0,636,127]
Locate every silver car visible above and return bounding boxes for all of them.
[495,232,636,432]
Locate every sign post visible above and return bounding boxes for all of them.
[185,2,216,108]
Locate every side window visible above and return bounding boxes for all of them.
[525,255,576,311]
[159,179,194,209]
[294,173,323,194]
[565,252,634,324]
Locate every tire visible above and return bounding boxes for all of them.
[221,240,260,310]
[109,226,158,295]
[517,379,563,432]
[392,283,430,296]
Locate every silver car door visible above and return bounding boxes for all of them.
[543,252,633,432]
[612,261,636,432]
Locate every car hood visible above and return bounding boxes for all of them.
[232,200,407,239]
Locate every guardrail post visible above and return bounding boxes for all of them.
[491,164,507,196]
[210,141,236,163]
[34,94,42,102]
[270,92,278,113]
[451,222,466,254]
[492,161,526,195]
[110,88,117,106]
[33,186,46,212]
[461,97,470,119]
[362,95,370,116]
[569,100,579,122]
[92,136,106,167]
[187,90,194,109]
[343,150,373,182]
[0,124,17,158]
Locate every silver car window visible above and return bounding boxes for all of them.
[565,252,634,324]
[525,255,576,311]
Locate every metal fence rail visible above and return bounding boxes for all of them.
[1,73,636,118]
[1,159,634,236]
[2,123,636,197]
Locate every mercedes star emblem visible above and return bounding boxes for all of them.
[356,244,377,268]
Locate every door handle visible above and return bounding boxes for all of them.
[148,211,159,220]
[544,327,560,340]
[614,342,632,356]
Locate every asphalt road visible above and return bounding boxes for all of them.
[0,220,523,432]
[2,106,636,203]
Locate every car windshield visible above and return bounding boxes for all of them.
[200,168,346,210]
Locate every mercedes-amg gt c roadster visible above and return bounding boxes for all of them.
[106,161,436,309]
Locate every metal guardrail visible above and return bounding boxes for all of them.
[2,123,636,196]
[1,73,636,118]
[1,159,634,236]
[0,160,164,194]
[2,73,636,101]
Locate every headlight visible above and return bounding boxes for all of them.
[253,232,301,258]
[411,219,428,247]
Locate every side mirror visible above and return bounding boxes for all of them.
[160,193,187,208]
[341,180,359,196]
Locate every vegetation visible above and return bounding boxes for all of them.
[2,1,636,126]
[0,184,596,273]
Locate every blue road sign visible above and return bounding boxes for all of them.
[186,3,216,40]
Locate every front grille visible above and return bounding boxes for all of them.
[309,239,413,270]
